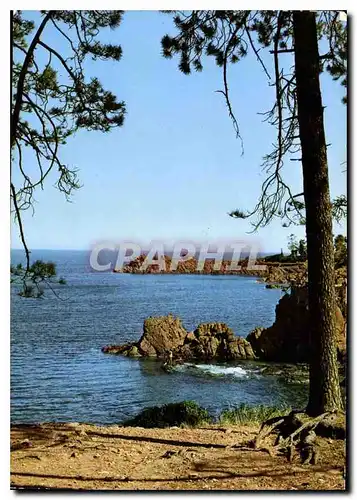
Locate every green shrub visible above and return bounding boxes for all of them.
[219,403,291,425]
[30,260,56,278]
[124,401,211,428]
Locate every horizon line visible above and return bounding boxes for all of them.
[11,247,283,254]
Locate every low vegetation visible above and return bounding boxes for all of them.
[219,403,292,426]
[124,401,293,428]
[124,401,211,428]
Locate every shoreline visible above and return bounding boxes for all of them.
[114,255,306,283]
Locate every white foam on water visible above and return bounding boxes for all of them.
[178,363,249,378]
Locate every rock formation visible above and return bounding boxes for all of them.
[103,284,346,366]
[246,287,346,363]
[138,315,188,357]
[172,322,255,362]
[102,316,255,362]
[114,254,271,277]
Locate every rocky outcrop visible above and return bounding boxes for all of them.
[115,254,271,277]
[138,315,188,356]
[102,343,134,355]
[263,263,307,287]
[103,283,346,366]
[114,254,314,285]
[259,363,310,385]
[172,323,255,362]
[102,316,255,362]
[246,287,346,363]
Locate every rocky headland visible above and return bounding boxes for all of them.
[113,255,347,299]
[113,254,308,284]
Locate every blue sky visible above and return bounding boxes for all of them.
[11,10,347,254]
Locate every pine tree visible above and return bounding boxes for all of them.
[161,10,347,415]
[11,10,126,294]
[293,11,341,414]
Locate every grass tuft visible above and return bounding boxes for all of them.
[219,403,292,425]
[124,401,293,429]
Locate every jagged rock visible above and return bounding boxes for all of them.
[102,318,256,363]
[172,322,255,362]
[101,344,133,355]
[258,363,310,385]
[137,315,188,357]
[247,288,346,362]
[264,264,307,287]
[247,327,264,343]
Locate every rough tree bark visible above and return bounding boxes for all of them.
[293,11,342,415]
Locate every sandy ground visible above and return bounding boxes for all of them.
[11,422,346,491]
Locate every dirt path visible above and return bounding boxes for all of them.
[11,423,346,491]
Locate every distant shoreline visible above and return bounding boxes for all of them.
[113,255,305,284]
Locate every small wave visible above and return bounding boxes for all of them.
[177,363,250,379]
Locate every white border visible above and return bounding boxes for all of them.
[3,4,354,498]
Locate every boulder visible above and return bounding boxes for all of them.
[138,314,188,357]
[247,288,346,362]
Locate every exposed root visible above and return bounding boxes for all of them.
[254,416,286,450]
[252,410,343,465]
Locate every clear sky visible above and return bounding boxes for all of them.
[11,10,347,254]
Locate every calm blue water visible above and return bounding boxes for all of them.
[11,249,307,424]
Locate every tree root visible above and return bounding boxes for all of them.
[254,416,286,450]
[252,410,343,465]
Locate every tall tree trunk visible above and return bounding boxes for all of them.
[293,11,342,416]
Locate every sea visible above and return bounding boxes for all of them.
[11,249,308,424]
